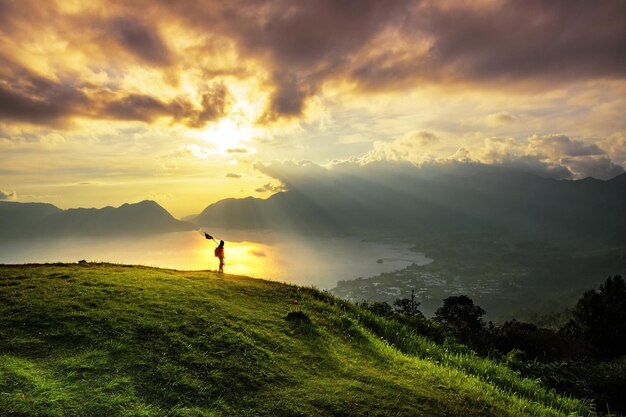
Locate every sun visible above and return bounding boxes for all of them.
[193,93,268,156]
[204,118,249,150]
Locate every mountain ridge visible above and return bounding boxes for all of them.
[0,200,195,239]
[192,164,626,243]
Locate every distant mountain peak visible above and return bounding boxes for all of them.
[134,199,159,206]
[120,200,159,208]
[0,199,195,239]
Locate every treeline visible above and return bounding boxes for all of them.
[359,275,626,414]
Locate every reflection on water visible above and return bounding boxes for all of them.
[0,230,432,289]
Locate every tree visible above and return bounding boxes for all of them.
[434,295,485,344]
[393,289,423,318]
[565,275,626,359]
[360,300,393,317]
[490,319,564,361]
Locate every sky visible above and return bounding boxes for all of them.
[1,0,625,217]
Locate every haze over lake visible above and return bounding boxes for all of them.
[0,230,431,289]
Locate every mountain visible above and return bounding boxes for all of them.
[0,201,62,237]
[0,200,195,239]
[194,194,346,236]
[193,164,626,244]
[0,263,595,416]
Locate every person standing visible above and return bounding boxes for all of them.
[214,240,225,273]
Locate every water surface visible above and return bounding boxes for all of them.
[0,230,431,289]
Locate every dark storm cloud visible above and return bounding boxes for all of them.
[157,0,626,119]
[0,58,88,126]
[192,84,231,127]
[159,0,411,120]
[1,0,625,125]
[234,0,410,120]
[261,73,312,121]
[101,84,230,126]
[0,58,230,127]
[0,0,12,28]
[0,0,55,35]
[104,94,170,121]
[0,83,82,126]
[194,0,407,70]
[108,17,171,66]
[416,0,626,83]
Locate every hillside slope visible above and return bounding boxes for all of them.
[0,264,595,417]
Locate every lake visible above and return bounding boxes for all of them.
[0,230,432,289]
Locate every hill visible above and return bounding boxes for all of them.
[193,163,626,244]
[0,200,195,239]
[0,263,596,416]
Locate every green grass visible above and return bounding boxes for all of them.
[0,263,599,416]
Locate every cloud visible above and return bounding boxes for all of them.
[0,0,624,126]
[180,143,219,159]
[0,57,230,127]
[409,131,439,146]
[108,17,171,66]
[459,135,625,179]
[527,134,604,160]
[172,1,626,119]
[0,58,88,126]
[485,112,519,127]
[563,156,624,180]
[100,84,230,126]
[254,160,329,190]
[364,133,624,180]
[485,153,573,180]
[102,94,173,122]
[219,0,409,120]
[177,0,409,122]
[417,0,626,83]
[601,132,626,165]
[226,147,251,155]
[255,182,287,193]
[0,189,16,200]
[225,172,242,178]
[365,131,441,163]
[469,135,623,180]
[193,84,232,127]
[260,74,312,122]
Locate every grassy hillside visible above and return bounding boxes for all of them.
[0,264,598,417]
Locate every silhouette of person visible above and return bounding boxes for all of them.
[214,240,225,273]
